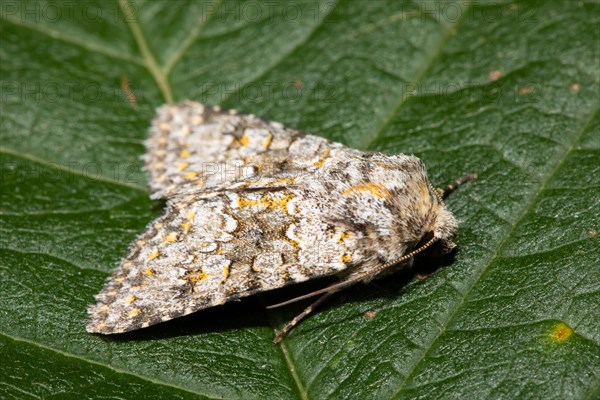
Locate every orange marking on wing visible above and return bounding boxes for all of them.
[342,183,389,198]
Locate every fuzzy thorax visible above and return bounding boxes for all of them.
[304,150,458,265]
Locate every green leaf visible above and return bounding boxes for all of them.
[1,0,598,399]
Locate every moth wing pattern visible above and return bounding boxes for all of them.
[86,185,362,334]
[144,101,341,199]
[88,100,463,336]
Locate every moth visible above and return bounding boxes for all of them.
[86,101,475,343]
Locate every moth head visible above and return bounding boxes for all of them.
[430,204,458,254]
[399,191,458,261]
[383,166,459,259]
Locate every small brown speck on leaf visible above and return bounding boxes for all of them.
[121,76,138,109]
[570,83,580,93]
[488,70,502,81]
[519,85,535,96]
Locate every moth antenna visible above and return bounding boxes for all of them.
[268,234,439,314]
[436,174,478,199]
[373,232,439,273]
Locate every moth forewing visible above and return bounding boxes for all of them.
[86,101,475,343]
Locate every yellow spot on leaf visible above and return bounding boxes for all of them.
[177,162,190,171]
[148,249,160,261]
[143,268,155,276]
[179,149,191,158]
[342,183,389,198]
[164,232,177,243]
[550,322,573,342]
[126,309,141,317]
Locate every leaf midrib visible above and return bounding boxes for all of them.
[118,0,173,103]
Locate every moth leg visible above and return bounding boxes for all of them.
[272,291,335,344]
[436,174,478,199]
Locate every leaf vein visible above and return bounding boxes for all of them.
[0,332,226,400]
[0,146,148,193]
[163,0,224,74]
[118,0,174,103]
[0,15,144,65]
